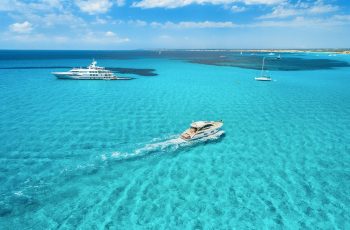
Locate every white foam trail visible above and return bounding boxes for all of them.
[111,151,129,159]
[110,131,225,161]
[14,191,24,197]
[134,137,185,155]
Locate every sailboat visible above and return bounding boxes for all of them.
[255,56,272,81]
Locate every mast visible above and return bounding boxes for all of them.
[260,56,266,77]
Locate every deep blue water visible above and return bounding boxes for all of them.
[0,50,349,229]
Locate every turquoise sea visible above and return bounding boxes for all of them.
[0,50,349,229]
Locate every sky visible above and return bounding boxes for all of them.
[0,0,349,49]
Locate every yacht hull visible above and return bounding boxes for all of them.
[187,128,221,140]
[180,120,223,141]
[53,72,78,79]
[255,77,272,81]
[53,73,132,80]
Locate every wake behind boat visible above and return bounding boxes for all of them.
[180,120,223,141]
[52,60,132,80]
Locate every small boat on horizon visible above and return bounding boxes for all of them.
[180,120,223,141]
[52,60,132,80]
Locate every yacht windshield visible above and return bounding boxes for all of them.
[199,124,213,131]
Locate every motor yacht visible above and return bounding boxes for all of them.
[180,120,223,141]
[52,60,132,80]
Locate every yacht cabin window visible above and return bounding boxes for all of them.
[199,124,213,131]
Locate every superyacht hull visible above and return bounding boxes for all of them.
[53,72,78,79]
[53,73,132,80]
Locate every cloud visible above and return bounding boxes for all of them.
[242,0,283,5]
[2,1,87,30]
[248,15,350,28]
[0,0,63,12]
[9,21,33,33]
[259,4,297,18]
[231,5,246,13]
[151,21,237,29]
[122,14,350,29]
[52,36,69,43]
[259,0,339,19]
[93,17,109,24]
[36,13,87,28]
[102,30,130,43]
[332,14,350,21]
[123,14,350,29]
[116,0,125,6]
[128,20,148,26]
[141,14,350,30]
[105,31,116,37]
[121,20,236,28]
[75,0,113,14]
[132,0,283,9]
[83,31,130,43]
[309,0,338,14]
[28,0,63,11]
[0,0,16,11]
[1,30,129,47]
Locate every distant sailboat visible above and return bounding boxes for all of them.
[277,54,281,59]
[255,56,272,81]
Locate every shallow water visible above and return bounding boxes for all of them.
[0,51,349,229]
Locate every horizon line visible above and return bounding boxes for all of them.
[0,48,349,51]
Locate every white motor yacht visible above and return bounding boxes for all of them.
[52,60,132,80]
[180,120,223,141]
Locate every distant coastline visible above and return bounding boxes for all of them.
[1,49,349,54]
[181,49,350,54]
[239,49,350,55]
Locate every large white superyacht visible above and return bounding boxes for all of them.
[52,60,132,80]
